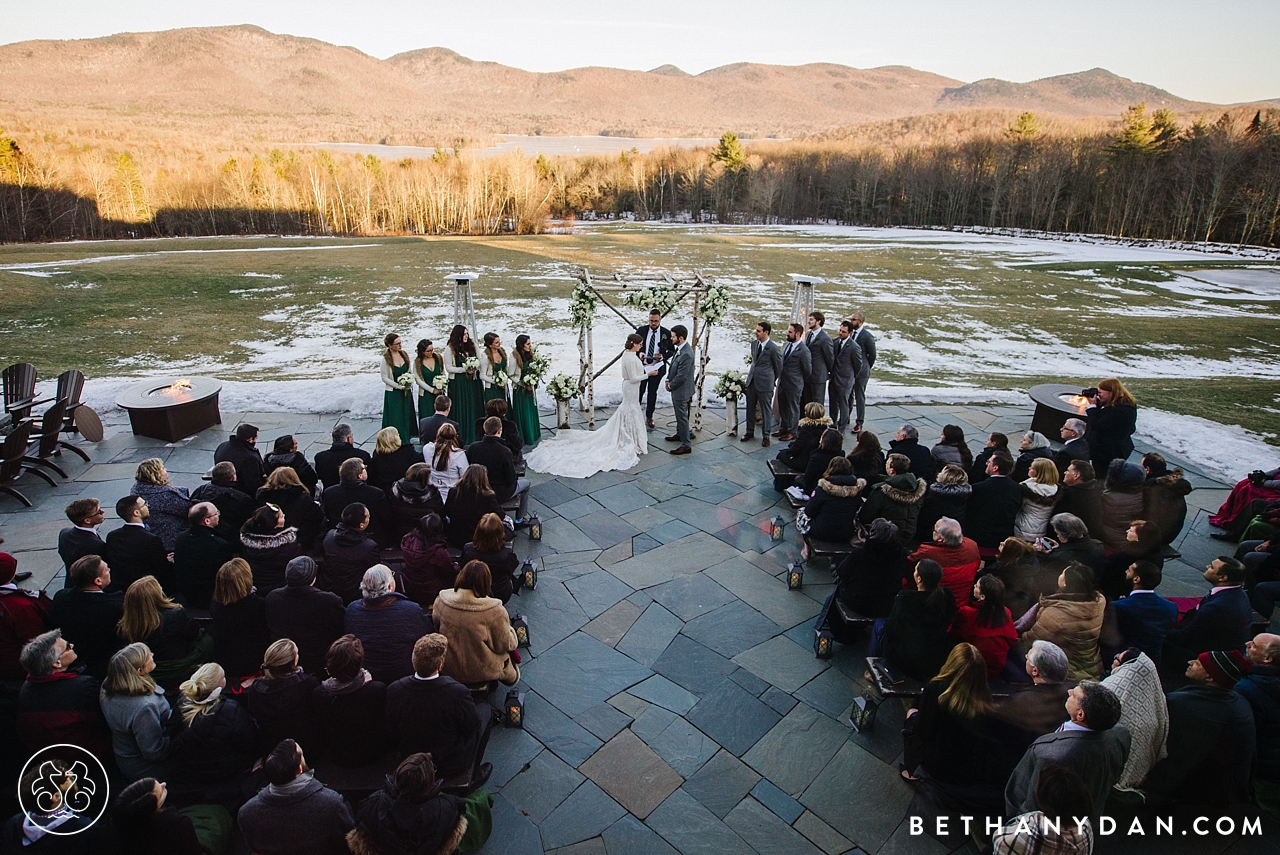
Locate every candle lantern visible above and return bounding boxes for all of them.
[770,514,786,542]
[504,690,526,728]
[528,513,542,541]
[511,613,530,648]
[849,693,880,732]
[786,561,804,590]
[520,560,538,591]
[814,628,834,659]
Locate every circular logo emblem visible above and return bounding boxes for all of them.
[17,745,110,836]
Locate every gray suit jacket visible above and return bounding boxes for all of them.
[805,329,833,386]
[667,343,695,403]
[852,326,876,370]
[777,340,811,395]
[747,339,782,393]
[829,335,865,394]
[1005,725,1131,818]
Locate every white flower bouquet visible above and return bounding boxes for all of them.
[714,370,747,400]
[493,370,510,388]
[431,373,449,392]
[520,349,550,390]
[396,373,415,394]
[622,284,679,317]
[568,283,598,328]
[547,373,579,402]
[743,353,753,365]
[699,283,731,325]
[463,356,481,374]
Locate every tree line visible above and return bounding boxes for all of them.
[1,104,1278,247]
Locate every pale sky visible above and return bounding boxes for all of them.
[5,0,1278,104]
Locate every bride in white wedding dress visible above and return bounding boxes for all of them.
[525,334,656,479]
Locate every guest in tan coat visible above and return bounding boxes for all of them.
[431,560,519,686]
[1017,563,1107,681]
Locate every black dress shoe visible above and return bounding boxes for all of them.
[13,571,31,582]
[1210,532,1237,541]
[468,762,493,792]
[664,435,681,442]
[669,446,691,455]
[740,434,755,442]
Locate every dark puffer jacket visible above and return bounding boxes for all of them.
[776,417,833,472]
[246,670,321,756]
[264,450,319,494]
[348,785,465,855]
[858,472,928,543]
[388,479,446,539]
[1143,468,1193,546]
[400,530,459,609]
[1236,664,1280,781]
[320,524,382,605]
[168,695,257,798]
[916,482,972,538]
[1099,461,1146,549]
[803,476,867,542]
[835,536,910,618]
[240,527,303,595]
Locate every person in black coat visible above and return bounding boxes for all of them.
[1011,431,1053,484]
[473,398,524,463]
[776,405,832,472]
[368,427,424,495]
[348,753,466,855]
[1239,634,1280,800]
[460,513,519,604]
[1166,557,1253,662]
[801,459,866,545]
[795,428,843,496]
[465,419,529,519]
[321,458,395,547]
[246,639,321,756]
[888,425,933,482]
[191,462,257,544]
[311,634,388,766]
[58,497,108,585]
[173,503,238,610]
[314,423,373,491]
[968,433,1010,486]
[257,467,326,553]
[965,453,1022,548]
[1141,453,1193,546]
[1084,378,1138,475]
[106,495,175,595]
[110,778,209,855]
[263,435,319,495]
[833,518,909,619]
[1036,513,1107,579]
[875,559,957,681]
[168,662,257,808]
[264,557,346,677]
[239,506,302,596]
[916,464,972,540]
[1053,460,1104,543]
[319,503,382,605]
[636,310,676,428]
[1052,419,1091,478]
[214,423,266,497]
[444,466,506,549]
[48,555,124,679]
[418,396,461,447]
[209,558,270,684]
[388,463,447,540]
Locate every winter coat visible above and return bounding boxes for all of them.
[257,484,326,551]
[1143,469,1193,545]
[127,606,199,666]
[800,449,843,494]
[240,526,302,595]
[432,588,520,686]
[776,417,832,471]
[129,482,192,551]
[264,450,319,495]
[368,447,424,495]
[1100,652,1169,788]
[319,524,383,605]
[909,539,982,606]
[1099,464,1146,549]
[803,476,867,542]
[882,587,957,681]
[264,584,346,676]
[0,586,51,681]
[929,443,971,479]
[993,555,1057,621]
[1022,592,1107,681]
[966,475,1023,548]
[191,479,257,544]
[322,479,396,547]
[1235,664,1280,781]
[214,435,266,497]
[345,593,434,684]
[173,525,238,610]
[915,482,972,542]
[1143,685,1255,806]
[389,478,446,539]
[444,488,504,549]
[17,671,112,759]
[100,686,172,781]
[246,670,321,756]
[312,671,388,766]
[400,530,459,609]
[348,786,465,855]
[1053,478,1105,542]
[1014,480,1059,541]
[835,537,910,618]
[951,605,1017,679]
[169,695,257,792]
[48,587,125,680]
[847,447,886,485]
[111,807,206,855]
[1040,537,1107,577]
[459,544,518,604]
[888,436,934,482]
[858,472,928,543]
[237,774,356,855]
[209,592,270,681]
[1012,446,1052,484]
[1085,402,1137,475]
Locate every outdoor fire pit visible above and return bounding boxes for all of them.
[117,377,223,442]
[1028,383,1091,437]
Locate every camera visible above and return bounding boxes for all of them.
[1250,470,1269,485]
[1081,387,1098,399]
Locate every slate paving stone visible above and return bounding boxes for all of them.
[656,495,748,535]
[718,488,781,515]
[616,602,684,668]
[733,635,830,693]
[601,815,680,855]
[631,533,662,556]
[645,789,754,855]
[581,600,644,647]
[574,510,642,550]
[725,796,824,855]
[633,477,690,503]
[687,481,744,504]
[499,749,586,823]
[680,599,782,659]
[546,839,606,855]
[629,675,700,715]
[607,691,649,719]
[710,519,784,554]
[620,505,674,531]
[592,483,654,515]
[846,691,908,764]
[646,519,701,545]
[727,667,772,697]
[596,540,632,567]
[575,702,635,742]
[520,632,652,717]
[629,704,678,743]
[521,691,603,768]
[680,749,762,820]
[564,570,635,619]
[579,730,684,820]
[531,479,583,507]
[794,668,863,721]
[649,574,737,622]
[477,794,543,855]
[486,724,545,788]
[643,715,721,778]
[742,703,851,796]
[539,781,628,850]
[705,557,822,629]
[625,590,654,609]
[517,580,590,657]
[605,531,740,589]
[801,741,916,852]
[541,518,603,554]
[652,636,738,697]
[685,678,782,757]
[749,779,805,824]
[794,811,856,855]
[874,818,948,855]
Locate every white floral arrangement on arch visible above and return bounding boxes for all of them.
[546,373,579,402]
[396,373,415,394]
[431,373,449,392]
[568,283,598,328]
[714,370,747,400]
[462,356,481,374]
[698,283,731,325]
[622,284,679,317]
[519,348,550,390]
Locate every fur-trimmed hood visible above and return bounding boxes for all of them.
[927,481,972,500]
[876,473,927,505]
[435,587,505,614]
[798,417,833,428]
[240,526,298,551]
[1020,480,1060,505]
[817,476,867,498]
[1149,468,1192,495]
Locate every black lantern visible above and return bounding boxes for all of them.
[520,560,538,591]
[770,514,786,542]
[511,613,530,648]
[505,690,526,728]
[849,693,880,732]
[528,513,542,541]
[786,561,804,590]
[814,628,834,659]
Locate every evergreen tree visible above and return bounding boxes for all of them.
[712,132,747,173]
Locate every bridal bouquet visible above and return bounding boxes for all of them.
[396,373,415,394]
[547,373,579,402]
[463,356,481,374]
[714,370,746,400]
[520,349,550,390]
[432,373,449,392]
[493,370,510,388]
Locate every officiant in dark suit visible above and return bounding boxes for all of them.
[636,308,676,430]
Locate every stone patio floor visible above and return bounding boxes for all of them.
[4,399,1277,855]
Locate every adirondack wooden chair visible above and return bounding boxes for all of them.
[1,421,57,507]
[2,363,37,421]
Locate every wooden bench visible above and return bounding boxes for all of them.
[865,656,926,699]
[1158,544,1183,560]
[313,754,400,803]
[803,534,855,565]
[832,599,875,631]
[767,459,804,501]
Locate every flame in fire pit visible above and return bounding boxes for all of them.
[159,378,193,399]
[1059,393,1092,409]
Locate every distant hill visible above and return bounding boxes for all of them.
[0,25,1266,145]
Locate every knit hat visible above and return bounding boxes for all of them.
[284,556,318,587]
[1198,650,1252,688]
[0,553,16,585]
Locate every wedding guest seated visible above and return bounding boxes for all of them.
[474,397,524,463]
[191,461,257,544]
[1054,460,1104,539]
[1096,519,1164,601]
[347,753,470,855]
[168,663,257,807]
[130,458,193,551]
[345,565,433,684]
[49,555,125,679]
[106,495,174,595]
[991,537,1055,622]
[173,502,237,610]
[388,462,446,539]
[992,765,1095,855]
[99,642,172,782]
[16,629,111,758]
[258,467,326,552]
[965,453,1021,548]
[432,560,520,688]
[118,576,212,691]
[789,428,843,500]
[800,458,866,551]
[951,575,1017,679]
[466,417,530,521]
[1019,564,1106,681]
[916,464,971,541]
[996,640,1072,754]
[419,395,459,446]
[1238,633,1280,809]
[845,428,885,484]
[1165,557,1252,660]
[0,553,51,682]
[871,559,957,681]
[238,739,355,855]
[1012,431,1053,483]
[423,424,469,505]
[58,497,108,583]
[311,635,387,767]
[315,422,372,492]
[246,639,320,757]
[1035,513,1105,578]
[1143,650,1255,805]
[112,777,231,855]
[1141,452,1192,545]
[1098,460,1145,549]
[1052,419,1091,478]
[460,513,519,604]
[215,423,265,497]
[888,424,932,481]
[858,453,927,544]
[264,557,344,677]
[264,434,319,496]
[385,634,493,791]
[1100,648,1169,790]
[209,558,269,685]
[908,517,980,606]
[968,432,1009,485]
[239,504,302,596]
[776,402,831,472]
[400,513,459,610]
[832,518,909,619]
[445,465,505,550]
[319,502,382,605]
[322,458,394,547]
[1211,465,1280,533]
[3,762,106,851]
[368,426,422,495]
[1014,458,1059,541]
[929,424,974,479]
[1004,681,1129,820]
[1108,561,1178,664]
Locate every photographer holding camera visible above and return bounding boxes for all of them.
[1082,378,1138,476]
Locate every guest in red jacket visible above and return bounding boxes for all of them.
[909,517,981,606]
[0,553,50,681]
[16,629,112,759]
[951,575,1018,680]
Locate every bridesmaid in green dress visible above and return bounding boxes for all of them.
[444,325,484,445]
[380,333,417,445]
[414,339,445,418]
[511,334,542,446]
[481,332,510,406]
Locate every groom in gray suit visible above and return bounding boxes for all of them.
[742,321,783,448]
[665,325,694,455]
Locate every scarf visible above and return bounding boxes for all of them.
[1101,652,1169,788]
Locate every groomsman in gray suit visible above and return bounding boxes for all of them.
[741,321,782,447]
[829,320,865,433]
[848,311,877,433]
[775,322,811,441]
[664,325,695,455]
[802,311,833,409]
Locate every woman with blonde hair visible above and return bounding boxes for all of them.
[422,423,469,504]
[368,426,422,494]
[256,464,325,550]
[209,558,269,684]
[169,662,257,805]
[461,512,519,603]
[432,560,520,687]
[118,575,212,690]
[917,462,972,537]
[244,638,319,756]
[480,331,510,405]
[1085,377,1138,475]
[100,642,172,781]
[130,457,191,550]
[1014,457,1060,540]
[380,332,417,446]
